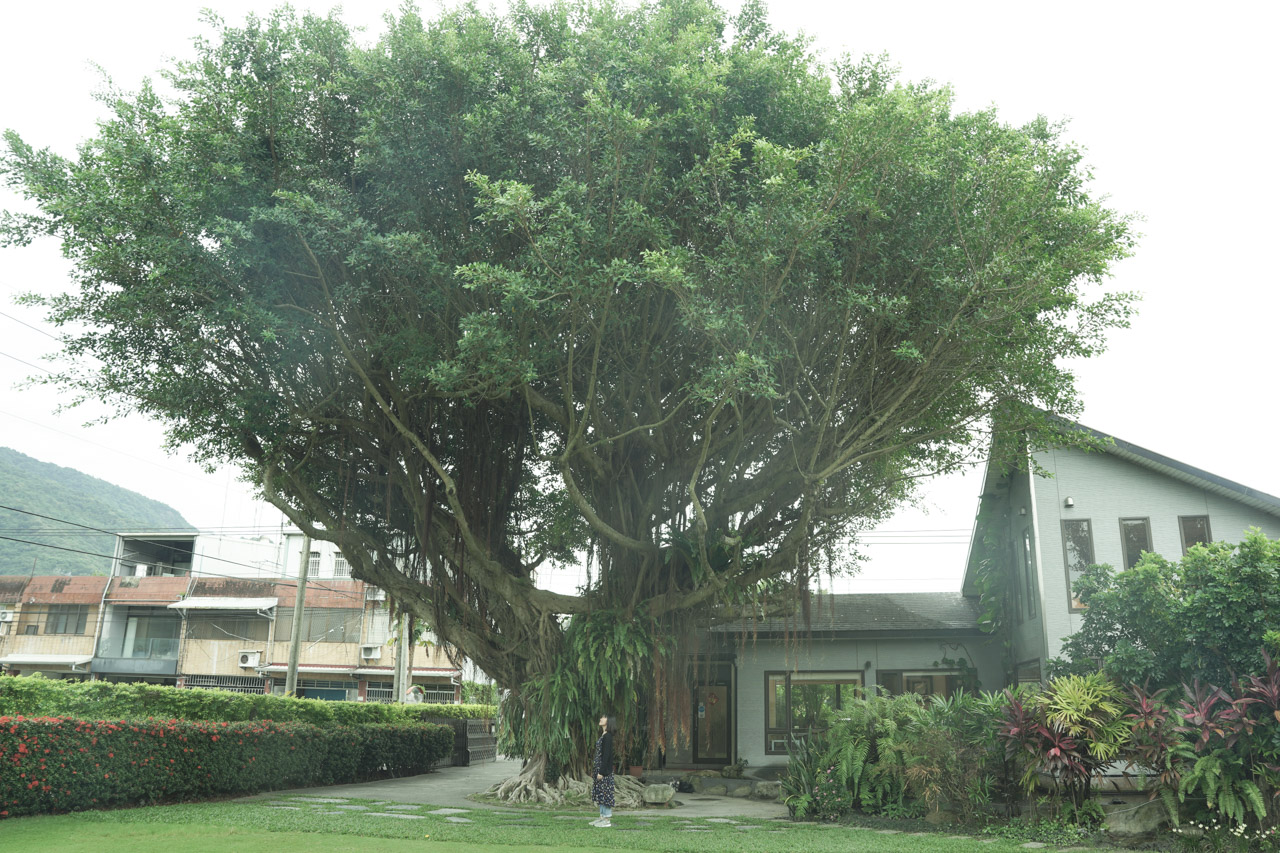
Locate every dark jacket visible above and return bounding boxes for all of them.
[594,731,614,777]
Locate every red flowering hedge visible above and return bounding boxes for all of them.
[0,715,453,817]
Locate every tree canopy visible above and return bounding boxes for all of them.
[3,0,1134,783]
[1052,531,1280,688]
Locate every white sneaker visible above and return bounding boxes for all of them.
[595,820,611,828]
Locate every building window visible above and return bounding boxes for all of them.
[45,605,88,635]
[1022,529,1038,620]
[276,608,362,644]
[764,671,863,754]
[1015,659,1042,688]
[333,554,350,578]
[185,613,270,643]
[1180,516,1212,554]
[1061,519,1095,611]
[877,671,960,698]
[308,551,321,574]
[1119,518,1152,570]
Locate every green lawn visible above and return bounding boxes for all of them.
[2,797,1058,852]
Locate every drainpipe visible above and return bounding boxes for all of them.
[90,573,112,681]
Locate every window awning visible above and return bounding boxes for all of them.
[0,653,93,668]
[167,597,278,611]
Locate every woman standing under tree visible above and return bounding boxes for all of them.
[590,715,617,827]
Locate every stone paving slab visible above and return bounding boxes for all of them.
[444,816,473,824]
[365,812,425,820]
[291,797,351,803]
[427,807,471,815]
[331,804,370,810]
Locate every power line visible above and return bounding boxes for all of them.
[0,350,53,374]
[0,504,363,600]
[0,533,363,601]
[0,310,61,341]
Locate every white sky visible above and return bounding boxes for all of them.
[2,1,1278,593]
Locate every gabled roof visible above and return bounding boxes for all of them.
[715,592,982,637]
[961,418,1280,594]
[0,577,28,604]
[23,575,109,605]
[1055,420,1280,518]
[274,578,365,609]
[104,576,192,603]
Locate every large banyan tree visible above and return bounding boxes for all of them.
[3,0,1133,798]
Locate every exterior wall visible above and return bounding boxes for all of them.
[1031,446,1280,661]
[1009,461,1048,678]
[180,637,270,677]
[732,635,1002,769]
[281,535,353,580]
[192,536,286,580]
[0,602,102,672]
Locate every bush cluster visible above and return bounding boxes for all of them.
[0,676,496,722]
[0,714,454,817]
[782,657,1280,837]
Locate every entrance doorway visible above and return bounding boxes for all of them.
[692,681,732,763]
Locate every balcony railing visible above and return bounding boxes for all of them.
[366,688,456,704]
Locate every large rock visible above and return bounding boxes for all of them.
[753,781,782,800]
[642,784,675,805]
[1103,797,1169,839]
[727,786,752,798]
[703,784,728,796]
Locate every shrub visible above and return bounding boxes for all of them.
[0,676,495,723]
[0,714,453,817]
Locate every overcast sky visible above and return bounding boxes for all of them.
[2,1,1277,593]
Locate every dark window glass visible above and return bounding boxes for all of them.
[878,671,959,697]
[1062,520,1095,609]
[276,609,362,644]
[45,605,88,635]
[1015,659,1042,687]
[1180,516,1212,553]
[185,613,270,642]
[1022,529,1038,619]
[765,672,863,752]
[1120,518,1152,570]
[877,672,903,695]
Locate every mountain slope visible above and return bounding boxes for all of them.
[0,447,194,575]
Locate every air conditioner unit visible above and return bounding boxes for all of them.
[360,644,382,661]
[0,609,14,623]
[238,650,262,668]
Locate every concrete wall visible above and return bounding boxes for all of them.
[1031,446,1280,661]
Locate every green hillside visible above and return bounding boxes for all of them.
[0,447,194,575]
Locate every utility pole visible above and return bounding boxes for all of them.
[284,534,311,697]
[393,612,412,703]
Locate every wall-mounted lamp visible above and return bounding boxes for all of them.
[864,660,872,671]
[1064,497,1075,508]
[1018,507,1027,516]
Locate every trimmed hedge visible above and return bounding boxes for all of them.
[0,676,496,723]
[0,715,454,817]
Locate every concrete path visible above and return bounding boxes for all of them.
[238,758,789,820]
